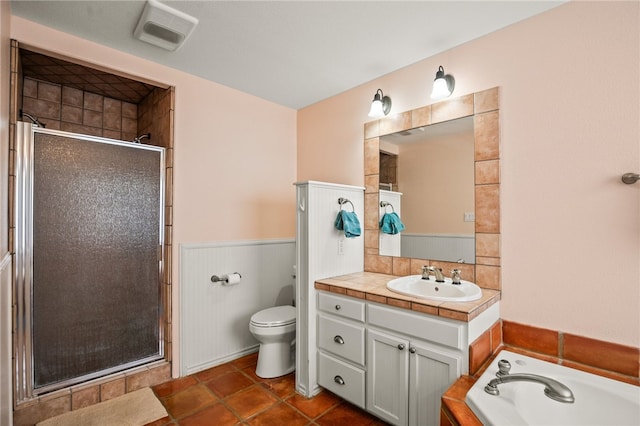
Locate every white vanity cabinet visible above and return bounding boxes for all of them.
[366,303,464,426]
[316,292,367,408]
[317,290,497,426]
[367,327,462,426]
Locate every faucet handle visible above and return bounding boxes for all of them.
[497,359,511,377]
[450,268,462,285]
[421,265,430,280]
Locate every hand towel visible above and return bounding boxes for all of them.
[335,210,361,238]
[379,212,405,235]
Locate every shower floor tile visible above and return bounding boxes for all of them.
[149,353,389,425]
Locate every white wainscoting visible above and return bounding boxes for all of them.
[295,181,365,397]
[179,239,295,376]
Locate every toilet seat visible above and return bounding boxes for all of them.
[250,305,296,328]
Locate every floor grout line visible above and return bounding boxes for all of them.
[152,353,383,426]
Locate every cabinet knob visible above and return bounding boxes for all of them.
[409,347,416,354]
[333,335,345,345]
[334,375,345,385]
[397,344,406,351]
[335,304,341,310]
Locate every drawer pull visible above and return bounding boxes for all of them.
[409,347,416,354]
[334,375,345,385]
[397,344,406,351]
[333,335,345,345]
[335,304,341,310]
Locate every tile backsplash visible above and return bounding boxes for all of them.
[470,319,639,384]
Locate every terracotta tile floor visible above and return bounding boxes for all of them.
[147,352,388,425]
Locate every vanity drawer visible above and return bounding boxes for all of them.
[318,315,365,365]
[367,303,464,350]
[318,291,365,322]
[318,352,365,409]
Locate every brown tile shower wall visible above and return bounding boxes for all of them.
[10,43,175,424]
[21,76,138,141]
[12,363,171,426]
[137,86,175,363]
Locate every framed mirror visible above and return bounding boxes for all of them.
[363,88,502,291]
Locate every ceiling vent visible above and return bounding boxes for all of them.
[134,0,198,51]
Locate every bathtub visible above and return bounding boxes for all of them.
[466,350,640,426]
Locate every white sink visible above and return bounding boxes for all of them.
[386,274,482,302]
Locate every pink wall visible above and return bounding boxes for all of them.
[10,17,298,243]
[8,16,297,372]
[4,1,638,356]
[298,2,639,347]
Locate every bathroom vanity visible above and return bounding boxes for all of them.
[314,272,500,426]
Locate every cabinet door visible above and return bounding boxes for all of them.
[408,342,462,426]
[366,329,409,426]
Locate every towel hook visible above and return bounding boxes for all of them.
[621,173,640,184]
[338,197,355,212]
[380,201,395,212]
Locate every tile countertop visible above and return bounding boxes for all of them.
[314,272,500,323]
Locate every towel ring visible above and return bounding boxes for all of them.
[380,201,395,212]
[338,197,355,212]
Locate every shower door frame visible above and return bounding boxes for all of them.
[14,122,166,401]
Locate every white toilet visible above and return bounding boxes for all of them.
[249,305,296,378]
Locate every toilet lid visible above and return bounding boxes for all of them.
[250,305,296,327]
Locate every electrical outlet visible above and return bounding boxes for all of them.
[338,239,344,255]
[464,212,475,222]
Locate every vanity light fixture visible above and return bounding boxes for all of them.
[430,66,455,100]
[368,89,392,118]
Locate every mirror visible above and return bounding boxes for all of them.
[364,88,501,289]
[378,116,475,262]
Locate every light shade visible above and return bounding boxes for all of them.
[368,89,392,118]
[134,0,198,51]
[430,66,455,100]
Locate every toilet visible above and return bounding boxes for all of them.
[249,305,296,378]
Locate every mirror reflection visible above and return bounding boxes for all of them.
[378,116,475,262]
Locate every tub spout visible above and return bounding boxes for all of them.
[484,373,575,403]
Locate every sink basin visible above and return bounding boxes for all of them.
[386,275,482,302]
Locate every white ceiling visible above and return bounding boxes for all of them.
[10,1,565,109]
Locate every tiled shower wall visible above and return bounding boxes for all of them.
[21,76,139,141]
[137,85,176,368]
[10,41,174,425]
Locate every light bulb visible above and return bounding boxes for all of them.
[368,99,385,118]
[431,77,450,100]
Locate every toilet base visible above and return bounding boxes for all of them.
[255,341,295,379]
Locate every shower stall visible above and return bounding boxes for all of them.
[14,122,165,399]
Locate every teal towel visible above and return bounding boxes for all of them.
[335,211,361,238]
[380,212,405,235]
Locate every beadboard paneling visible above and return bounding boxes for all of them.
[180,239,295,375]
[295,181,365,396]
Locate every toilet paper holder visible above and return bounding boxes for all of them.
[211,272,242,284]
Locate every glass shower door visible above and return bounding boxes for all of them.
[15,124,165,396]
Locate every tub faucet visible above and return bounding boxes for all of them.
[422,266,445,282]
[484,363,575,403]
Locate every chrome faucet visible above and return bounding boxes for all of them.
[484,360,575,403]
[421,266,445,282]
